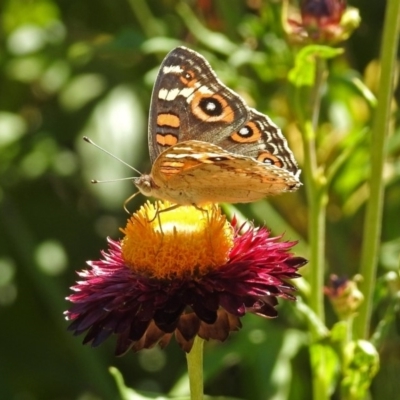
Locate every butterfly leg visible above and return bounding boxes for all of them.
[147,202,185,238]
[123,191,141,214]
[147,202,182,223]
[151,203,183,254]
[193,204,212,226]
[194,204,219,256]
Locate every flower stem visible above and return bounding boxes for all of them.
[186,336,204,400]
[295,55,329,400]
[297,57,327,324]
[126,0,162,38]
[355,0,400,339]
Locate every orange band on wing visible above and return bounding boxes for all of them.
[257,152,283,167]
[159,161,184,175]
[159,158,201,175]
[157,113,181,128]
[156,133,178,147]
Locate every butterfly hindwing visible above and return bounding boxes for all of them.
[150,140,299,205]
[218,108,300,176]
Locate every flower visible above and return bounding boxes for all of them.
[300,0,346,27]
[324,274,364,319]
[284,0,360,44]
[65,201,306,355]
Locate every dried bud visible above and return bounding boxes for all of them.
[324,275,364,319]
[285,0,360,44]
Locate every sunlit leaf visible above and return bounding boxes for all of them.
[59,74,107,111]
[289,45,343,87]
[310,342,340,396]
[0,112,27,146]
[341,340,380,399]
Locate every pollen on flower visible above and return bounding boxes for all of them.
[120,201,234,279]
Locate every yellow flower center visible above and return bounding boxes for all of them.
[120,201,234,279]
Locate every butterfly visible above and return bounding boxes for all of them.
[134,46,301,206]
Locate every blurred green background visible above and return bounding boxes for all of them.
[1,1,398,399]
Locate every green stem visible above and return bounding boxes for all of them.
[303,122,328,400]
[303,120,327,322]
[298,57,327,324]
[295,56,328,400]
[308,178,327,322]
[127,0,162,38]
[186,336,204,400]
[355,0,400,339]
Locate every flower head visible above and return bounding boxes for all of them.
[65,201,306,355]
[324,274,364,319]
[300,0,346,27]
[284,0,360,44]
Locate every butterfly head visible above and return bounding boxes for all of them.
[133,175,158,197]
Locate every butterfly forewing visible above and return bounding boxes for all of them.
[148,47,250,163]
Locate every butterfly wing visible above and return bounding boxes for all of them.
[150,141,301,205]
[217,108,300,178]
[148,46,249,163]
[149,47,300,180]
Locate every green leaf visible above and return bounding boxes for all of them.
[349,75,377,107]
[380,238,400,270]
[288,45,344,87]
[295,298,329,340]
[330,321,350,344]
[176,2,237,55]
[341,340,380,399]
[310,342,341,397]
[110,366,243,400]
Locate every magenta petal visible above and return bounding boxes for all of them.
[66,224,306,354]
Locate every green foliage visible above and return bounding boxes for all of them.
[288,45,343,88]
[341,340,379,400]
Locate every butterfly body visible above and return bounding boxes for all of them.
[134,47,301,205]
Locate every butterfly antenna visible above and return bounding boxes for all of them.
[83,136,142,175]
[91,177,136,184]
